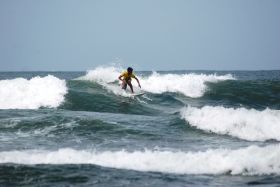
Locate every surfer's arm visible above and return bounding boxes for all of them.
[134,77,141,88]
[118,74,124,81]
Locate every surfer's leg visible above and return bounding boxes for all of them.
[127,80,134,93]
[121,80,127,90]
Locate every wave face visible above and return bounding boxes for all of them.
[0,75,67,109]
[1,144,280,175]
[62,81,158,115]
[181,106,280,141]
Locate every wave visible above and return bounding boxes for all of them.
[0,75,67,109]
[141,72,235,97]
[78,66,235,98]
[1,145,280,175]
[181,106,280,141]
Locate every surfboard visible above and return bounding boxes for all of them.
[129,92,145,97]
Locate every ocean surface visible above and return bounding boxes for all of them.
[0,67,280,186]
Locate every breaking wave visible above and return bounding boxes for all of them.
[181,106,280,141]
[0,75,67,109]
[1,145,280,175]
[78,66,235,98]
[141,72,235,97]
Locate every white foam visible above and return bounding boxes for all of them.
[78,66,122,83]
[0,75,67,109]
[79,66,235,98]
[181,106,280,141]
[141,72,235,97]
[1,145,280,175]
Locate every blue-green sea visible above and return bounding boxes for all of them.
[0,68,280,186]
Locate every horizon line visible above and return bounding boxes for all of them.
[0,69,280,72]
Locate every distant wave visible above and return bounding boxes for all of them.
[181,106,280,141]
[0,75,67,109]
[78,66,235,98]
[1,145,280,175]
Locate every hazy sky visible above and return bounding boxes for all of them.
[0,0,280,71]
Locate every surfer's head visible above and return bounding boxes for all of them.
[127,67,133,74]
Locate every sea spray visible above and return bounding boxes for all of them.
[78,66,122,83]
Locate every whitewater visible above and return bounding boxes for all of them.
[0,68,279,186]
[0,75,67,109]
[1,144,280,175]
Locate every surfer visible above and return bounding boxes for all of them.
[118,67,141,93]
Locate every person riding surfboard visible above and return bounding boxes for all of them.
[118,67,141,93]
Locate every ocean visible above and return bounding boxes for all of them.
[0,67,279,186]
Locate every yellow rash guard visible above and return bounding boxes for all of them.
[121,71,136,81]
